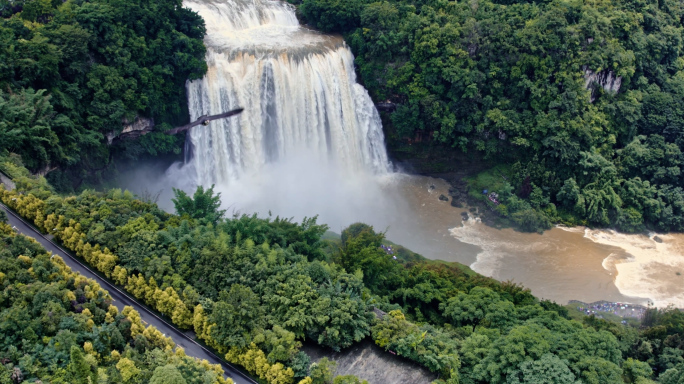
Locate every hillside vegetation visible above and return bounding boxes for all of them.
[0,213,231,384]
[2,169,684,383]
[0,0,207,189]
[299,0,684,232]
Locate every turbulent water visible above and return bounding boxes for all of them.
[183,0,390,186]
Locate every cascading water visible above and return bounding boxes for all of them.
[183,0,391,186]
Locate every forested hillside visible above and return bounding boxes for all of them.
[299,0,684,232]
[0,214,231,383]
[2,168,684,383]
[0,0,207,189]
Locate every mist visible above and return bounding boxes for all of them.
[118,151,413,236]
[211,152,408,234]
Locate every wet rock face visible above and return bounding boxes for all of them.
[106,116,155,144]
[583,66,622,102]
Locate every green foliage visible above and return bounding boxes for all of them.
[220,213,328,262]
[149,364,188,384]
[660,363,684,384]
[309,358,337,384]
[623,358,653,384]
[2,179,370,360]
[300,0,364,32]
[172,185,226,224]
[0,222,230,384]
[68,345,95,384]
[507,353,578,384]
[4,171,684,383]
[0,88,79,172]
[371,310,460,378]
[210,284,265,348]
[290,351,311,379]
[339,223,402,291]
[0,0,206,185]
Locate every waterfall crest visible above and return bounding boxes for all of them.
[184,0,391,185]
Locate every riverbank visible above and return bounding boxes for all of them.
[387,142,519,230]
[384,172,684,308]
[567,300,648,320]
[109,139,684,309]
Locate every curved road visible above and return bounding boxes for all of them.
[1,203,257,384]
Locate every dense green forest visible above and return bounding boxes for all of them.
[299,0,684,232]
[0,214,232,383]
[0,0,207,189]
[2,166,684,383]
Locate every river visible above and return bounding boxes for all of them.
[121,0,684,309]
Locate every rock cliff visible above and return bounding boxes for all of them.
[303,339,437,384]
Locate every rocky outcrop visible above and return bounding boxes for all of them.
[583,66,622,102]
[448,183,468,208]
[376,101,397,112]
[303,339,437,384]
[371,307,387,319]
[0,171,15,191]
[106,116,155,144]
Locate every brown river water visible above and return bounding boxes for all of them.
[382,174,684,308]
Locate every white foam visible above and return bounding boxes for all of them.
[585,229,684,308]
[450,217,502,278]
[555,225,585,234]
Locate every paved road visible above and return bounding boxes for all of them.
[1,204,256,384]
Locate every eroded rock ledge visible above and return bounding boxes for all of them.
[106,116,155,144]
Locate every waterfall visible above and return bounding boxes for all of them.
[183,0,391,186]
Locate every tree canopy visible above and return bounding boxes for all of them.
[0,0,207,189]
[172,184,226,224]
[0,218,230,384]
